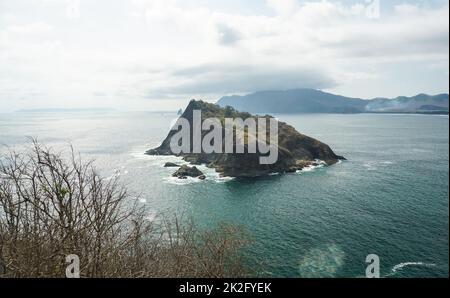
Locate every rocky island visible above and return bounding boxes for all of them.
[147,100,345,178]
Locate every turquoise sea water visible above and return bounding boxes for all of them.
[0,111,448,277]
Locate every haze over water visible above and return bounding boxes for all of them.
[0,111,448,277]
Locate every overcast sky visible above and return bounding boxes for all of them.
[0,0,448,111]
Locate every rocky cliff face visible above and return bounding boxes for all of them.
[146,100,345,178]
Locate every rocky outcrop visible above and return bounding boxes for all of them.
[147,100,345,178]
[164,162,180,167]
[172,165,205,179]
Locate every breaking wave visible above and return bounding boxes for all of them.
[384,262,436,277]
[297,160,327,174]
[163,176,203,185]
[392,262,436,273]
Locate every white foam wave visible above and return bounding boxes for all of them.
[212,175,235,183]
[130,151,235,184]
[163,166,235,185]
[383,262,437,277]
[163,176,203,185]
[391,262,436,273]
[196,164,235,183]
[363,160,395,171]
[297,160,326,174]
[363,161,378,171]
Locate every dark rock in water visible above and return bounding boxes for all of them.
[147,100,345,178]
[172,165,204,179]
[217,89,449,114]
[164,162,180,167]
[198,175,206,180]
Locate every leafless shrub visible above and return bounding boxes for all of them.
[0,140,250,278]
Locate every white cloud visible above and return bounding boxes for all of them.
[266,0,299,16]
[7,22,53,35]
[0,0,448,111]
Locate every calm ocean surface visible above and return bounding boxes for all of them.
[0,111,448,277]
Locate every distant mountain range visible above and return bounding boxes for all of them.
[217,89,449,114]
